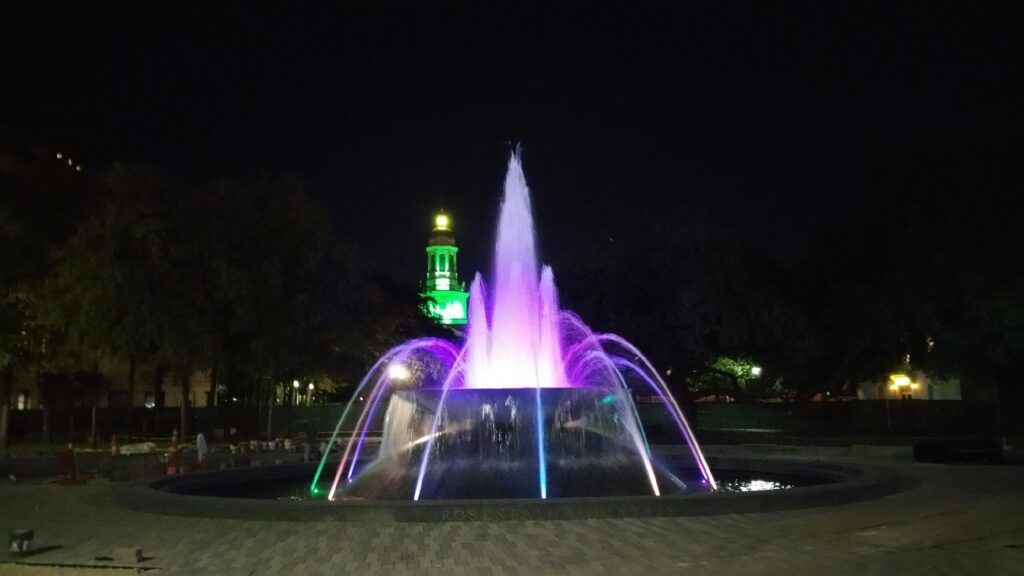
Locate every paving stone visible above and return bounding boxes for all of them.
[2,450,1023,575]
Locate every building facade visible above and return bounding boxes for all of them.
[7,360,214,412]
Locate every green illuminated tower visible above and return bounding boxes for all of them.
[421,211,469,325]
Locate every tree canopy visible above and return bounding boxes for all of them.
[1,135,435,429]
[556,145,1022,400]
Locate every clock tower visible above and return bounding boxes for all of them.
[421,211,469,325]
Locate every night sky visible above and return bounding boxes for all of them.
[2,2,1019,285]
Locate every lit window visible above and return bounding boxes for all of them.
[16,391,30,411]
[436,278,450,290]
[435,301,465,323]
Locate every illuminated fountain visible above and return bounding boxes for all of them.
[311,153,716,501]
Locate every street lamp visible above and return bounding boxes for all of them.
[388,363,410,381]
[307,382,314,406]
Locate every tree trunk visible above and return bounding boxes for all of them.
[0,365,12,409]
[42,407,51,443]
[255,375,264,438]
[126,356,136,431]
[179,368,191,441]
[0,366,11,447]
[127,356,136,408]
[90,405,97,449]
[266,394,274,442]
[286,385,293,436]
[0,405,9,450]
[210,361,219,408]
[243,369,250,408]
[153,364,165,433]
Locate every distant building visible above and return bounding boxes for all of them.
[9,359,214,412]
[421,212,469,325]
[856,371,962,401]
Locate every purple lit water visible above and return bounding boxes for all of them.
[312,153,716,501]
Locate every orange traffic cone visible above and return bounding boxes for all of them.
[58,444,82,485]
[166,433,180,475]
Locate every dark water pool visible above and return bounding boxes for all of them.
[181,465,826,501]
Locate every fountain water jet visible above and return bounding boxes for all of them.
[313,152,716,501]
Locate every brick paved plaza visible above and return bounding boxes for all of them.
[2,446,1023,575]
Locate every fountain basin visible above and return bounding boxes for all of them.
[333,387,679,501]
[120,456,899,522]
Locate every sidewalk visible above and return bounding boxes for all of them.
[2,446,1023,575]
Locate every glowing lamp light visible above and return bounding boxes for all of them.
[308,383,315,391]
[888,374,919,394]
[388,363,410,381]
[750,365,762,377]
[435,213,450,230]
[293,379,300,389]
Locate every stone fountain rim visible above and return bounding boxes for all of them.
[115,455,901,523]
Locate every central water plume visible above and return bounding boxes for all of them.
[313,151,716,502]
[466,158,566,390]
